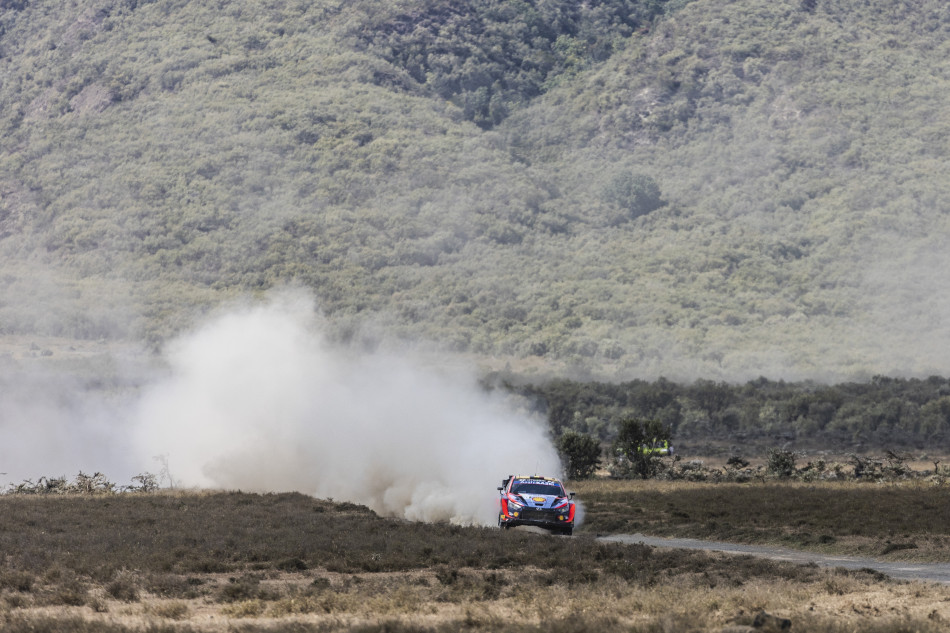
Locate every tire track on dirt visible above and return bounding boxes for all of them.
[601,534,950,584]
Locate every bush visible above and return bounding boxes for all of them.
[602,172,665,219]
[766,448,797,479]
[106,572,140,603]
[609,418,672,479]
[146,601,190,620]
[557,430,602,480]
[0,570,35,593]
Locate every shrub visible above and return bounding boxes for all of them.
[220,599,266,618]
[609,418,672,479]
[766,448,797,479]
[0,570,35,593]
[106,572,140,602]
[215,575,279,604]
[50,579,88,607]
[146,601,190,620]
[127,473,159,493]
[276,557,309,572]
[601,172,665,219]
[145,575,206,600]
[557,430,601,480]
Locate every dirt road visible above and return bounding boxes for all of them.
[601,534,950,584]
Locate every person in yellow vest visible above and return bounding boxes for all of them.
[639,438,673,456]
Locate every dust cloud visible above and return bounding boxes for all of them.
[0,361,138,487]
[132,290,563,525]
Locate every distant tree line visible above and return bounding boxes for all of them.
[512,375,950,452]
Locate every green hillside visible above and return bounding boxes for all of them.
[1,0,949,381]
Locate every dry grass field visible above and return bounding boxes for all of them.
[2,485,950,632]
[574,478,950,562]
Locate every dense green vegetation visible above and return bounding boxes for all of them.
[354,0,679,129]
[516,374,950,451]
[2,0,949,381]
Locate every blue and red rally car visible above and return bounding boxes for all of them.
[497,475,576,535]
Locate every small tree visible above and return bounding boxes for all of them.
[557,430,601,480]
[766,448,797,479]
[610,418,672,479]
[602,172,665,219]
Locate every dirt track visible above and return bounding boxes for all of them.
[601,534,950,584]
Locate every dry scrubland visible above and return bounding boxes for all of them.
[3,486,950,632]
[575,477,950,562]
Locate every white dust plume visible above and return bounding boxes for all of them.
[132,290,563,525]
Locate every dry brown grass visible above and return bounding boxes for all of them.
[2,565,950,632]
[573,478,950,561]
[3,490,950,631]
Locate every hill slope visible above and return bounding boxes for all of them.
[1,0,949,381]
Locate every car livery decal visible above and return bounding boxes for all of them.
[500,474,574,532]
[509,493,564,509]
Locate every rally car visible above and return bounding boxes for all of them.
[497,475,575,535]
